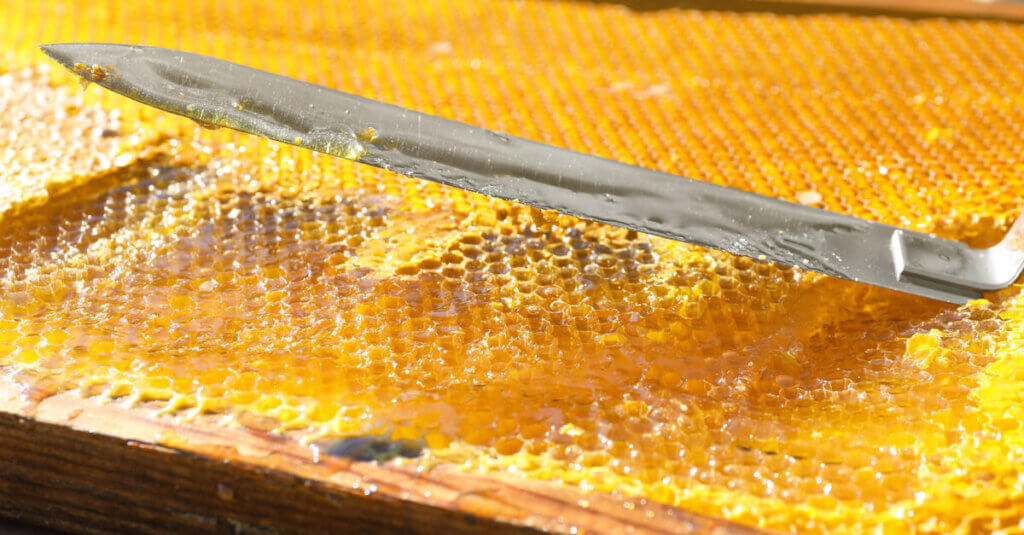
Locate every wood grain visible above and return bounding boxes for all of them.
[616,0,1024,20]
[762,0,1024,19]
[0,381,768,534]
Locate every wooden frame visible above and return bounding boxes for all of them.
[762,0,1024,19]
[0,382,764,534]
[621,0,1024,20]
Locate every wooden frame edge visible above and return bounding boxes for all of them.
[0,388,769,535]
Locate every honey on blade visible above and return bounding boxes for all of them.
[4,1,1024,533]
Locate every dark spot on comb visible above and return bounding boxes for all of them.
[322,435,424,463]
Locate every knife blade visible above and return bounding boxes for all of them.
[39,43,1024,304]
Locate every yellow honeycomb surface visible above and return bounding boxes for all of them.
[3,0,1024,532]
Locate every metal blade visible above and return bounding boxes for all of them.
[40,43,1024,304]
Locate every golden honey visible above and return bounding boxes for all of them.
[3,1,1024,533]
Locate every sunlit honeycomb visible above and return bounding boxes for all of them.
[4,1,1024,533]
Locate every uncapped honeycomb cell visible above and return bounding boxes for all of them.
[5,1,1024,533]
[0,66,164,218]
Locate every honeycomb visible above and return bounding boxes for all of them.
[4,1,1024,533]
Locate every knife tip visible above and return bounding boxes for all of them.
[39,43,90,71]
[40,43,142,84]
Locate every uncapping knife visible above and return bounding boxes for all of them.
[40,43,1024,304]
